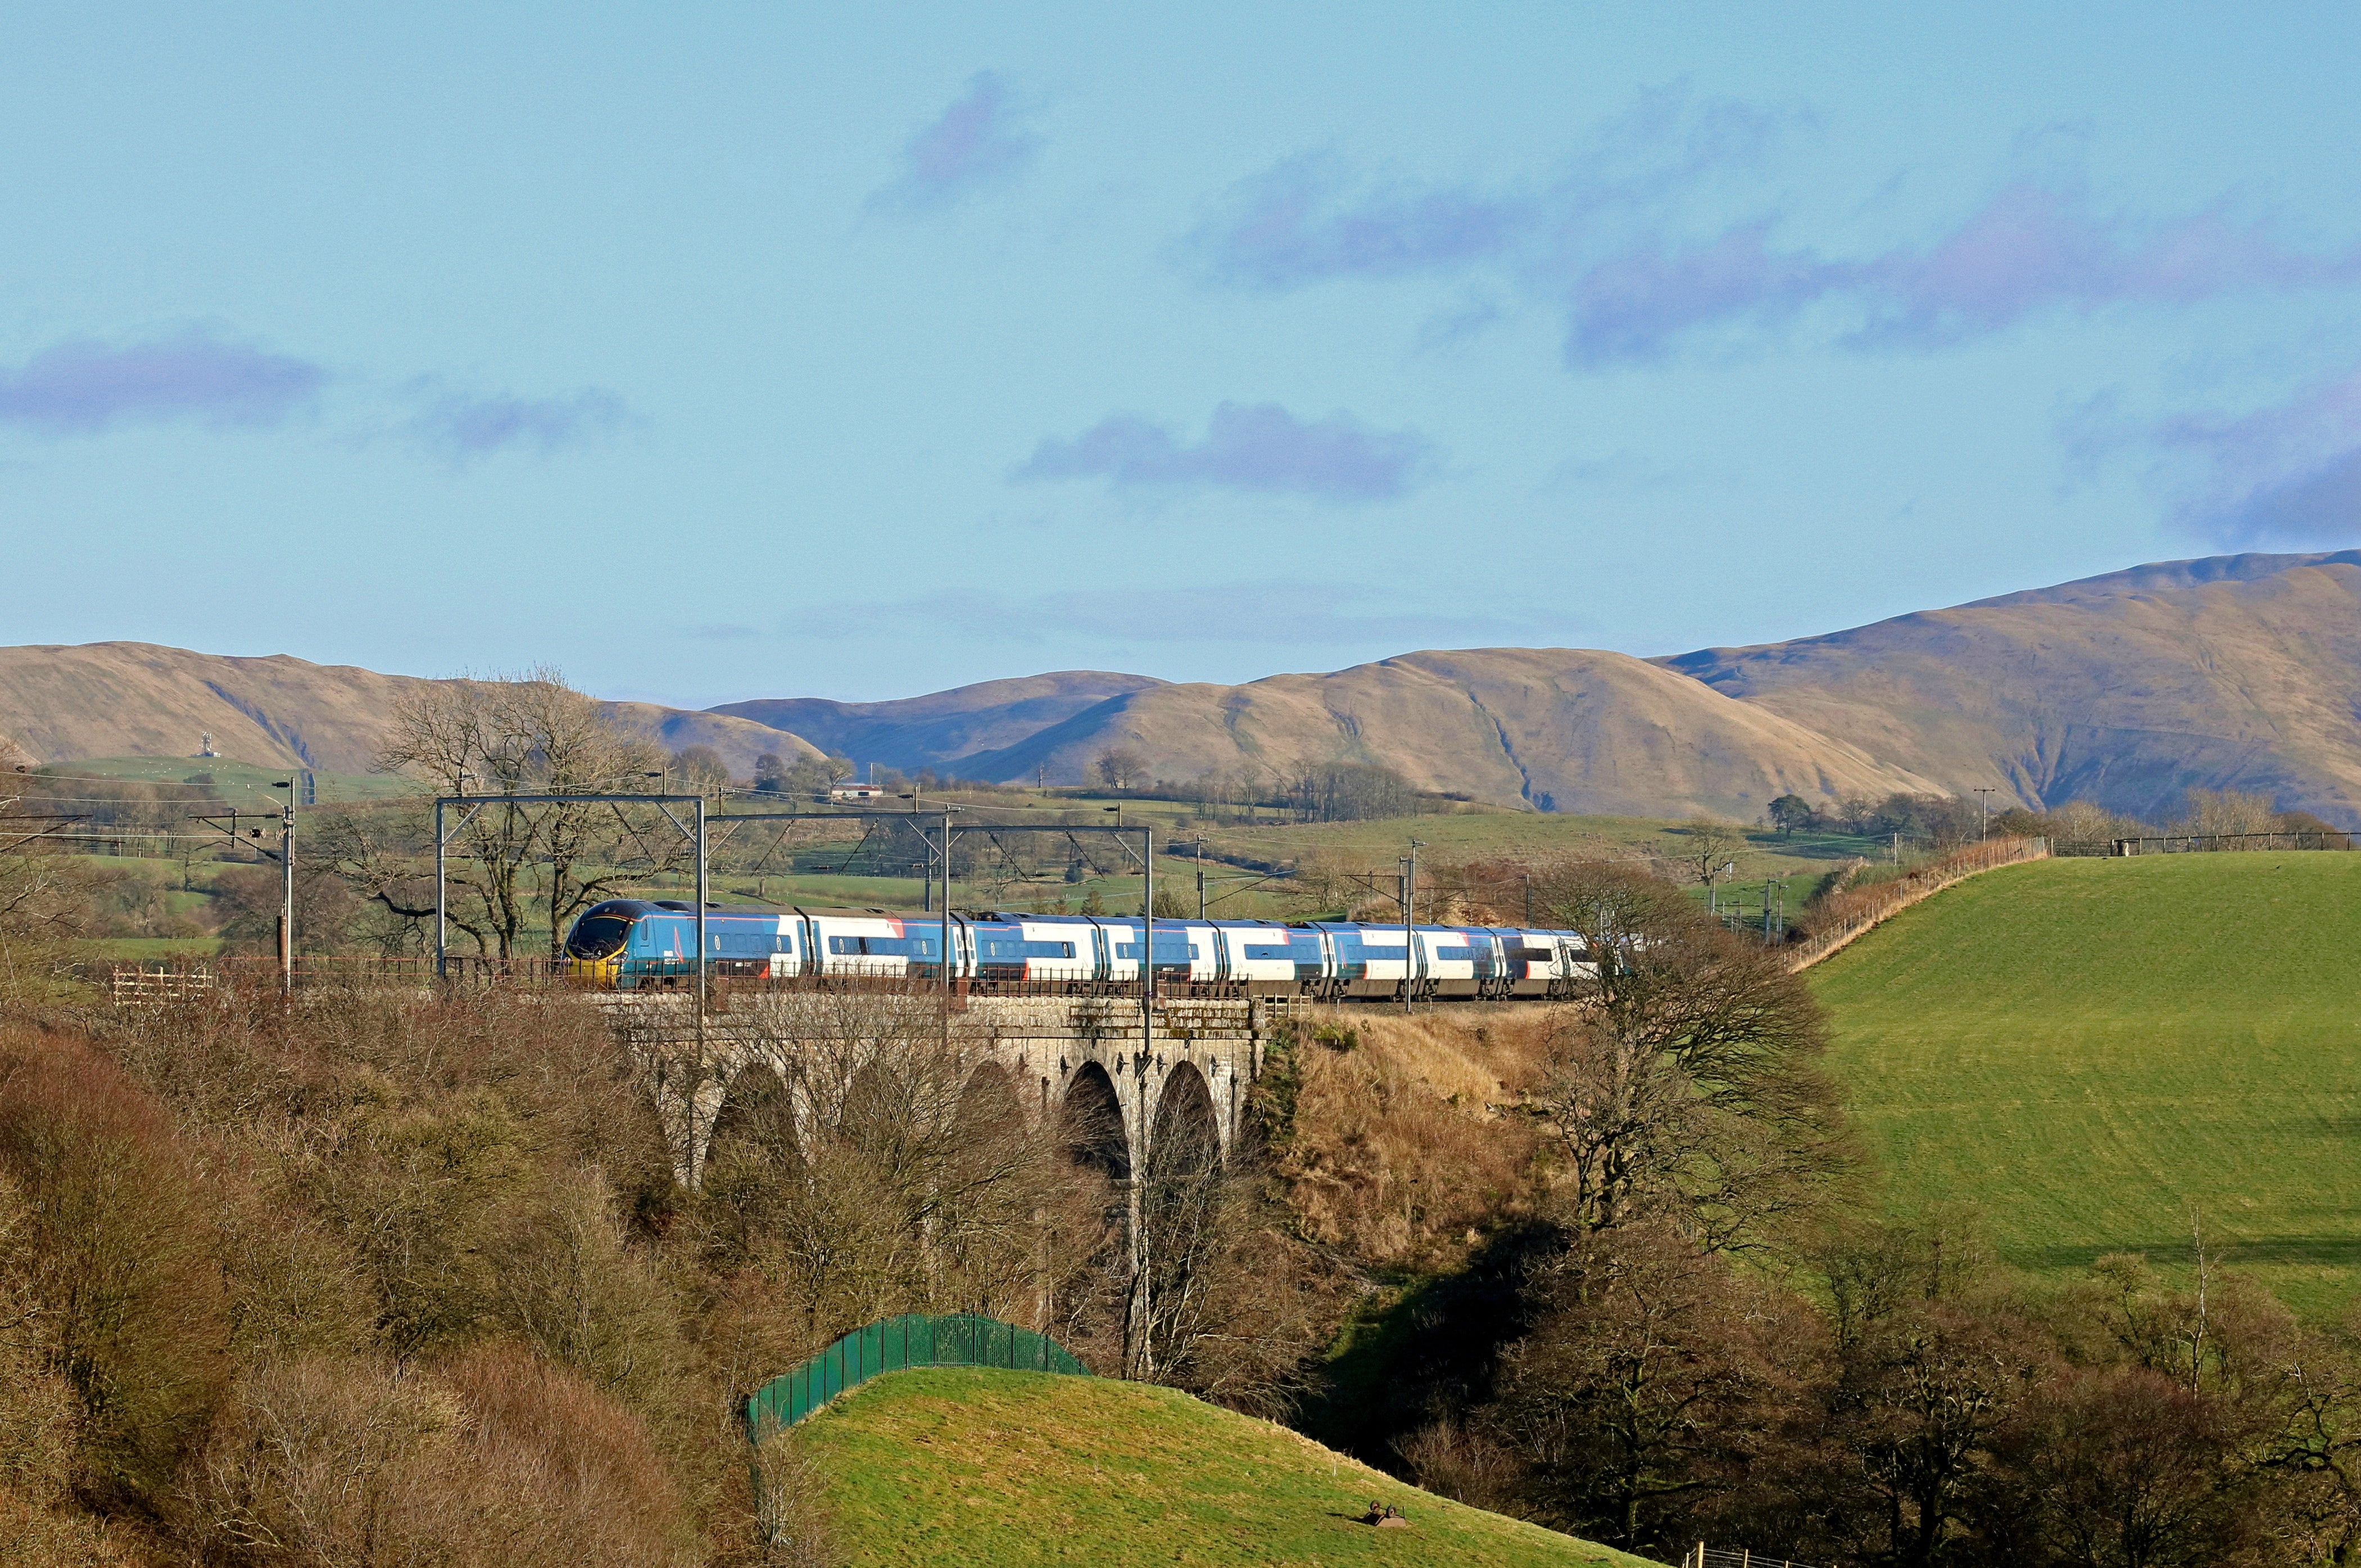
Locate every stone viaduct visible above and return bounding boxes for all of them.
[602,989,1298,1193]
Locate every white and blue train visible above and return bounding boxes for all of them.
[562,900,1595,1001]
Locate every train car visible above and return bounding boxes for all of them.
[963,914,1091,982]
[563,899,805,987]
[562,898,1596,1000]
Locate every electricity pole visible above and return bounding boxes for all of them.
[1401,839,1424,1013]
[269,780,294,992]
[1974,786,1998,840]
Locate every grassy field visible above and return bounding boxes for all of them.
[1200,811,1885,883]
[1809,852,2361,1318]
[792,1367,1653,1567]
[46,754,421,803]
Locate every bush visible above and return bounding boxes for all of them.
[182,1347,692,1567]
[0,1028,230,1511]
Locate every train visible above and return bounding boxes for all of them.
[561,899,1597,1001]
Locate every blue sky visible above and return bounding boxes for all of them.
[6,3,2361,706]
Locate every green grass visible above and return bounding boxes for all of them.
[1809,853,2361,1318]
[80,936,223,959]
[47,754,420,803]
[793,1367,1655,1567]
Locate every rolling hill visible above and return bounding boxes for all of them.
[719,549,2361,824]
[789,1365,1651,1567]
[1809,851,2361,1318]
[0,642,822,777]
[10,550,2361,822]
[950,648,1941,819]
[711,670,1161,774]
[1663,550,2361,826]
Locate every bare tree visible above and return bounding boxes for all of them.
[670,745,732,796]
[2178,787,2278,840]
[333,669,673,959]
[1676,815,1747,896]
[704,989,1104,1349]
[1468,856,1852,1253]
[1094,749,1146,791]
[0,741,101,1003]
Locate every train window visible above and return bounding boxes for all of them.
[1114,942,1199,961]
[980,939,1076,960]
[1428,945,1475,962]
[827,935,940,957]
[1240,943,1291,960]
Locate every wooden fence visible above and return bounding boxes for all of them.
[1682,1546,1818,1568]
[2055,830,2357,856]
[1785,836,2050,973]
[105,954,572,1003]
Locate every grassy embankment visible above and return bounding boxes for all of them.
[1810,852,2361,1318]
[793,1367,1653,1568]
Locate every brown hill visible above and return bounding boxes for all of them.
[1659,551,2361,825]
[0,643,822,778]
[952,649,1941,818]
[710,671,1163,775]
[15,551,2361,824]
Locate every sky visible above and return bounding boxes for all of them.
[6,2,2361,708]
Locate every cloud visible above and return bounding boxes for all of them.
[2156,369,2361,549]
[1182,85,1784,293]
[1015,402,1432,503]
[1562,184,2361,365]
[868,72,1038,213]
[795,581,1556,649]
[400,384,629,462]
[1187,154,1524,291]
[0,330,324,434]
[1186,89,2361,369]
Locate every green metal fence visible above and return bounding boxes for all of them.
[743,1313,1089,1441]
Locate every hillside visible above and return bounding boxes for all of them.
[951,648,1939,819]
[714,550,2361,823]
[0,642,821,776]
[13,550,2361,822]
[1809,851,2361,1317]
[1664,550,2361,824]
[712,670,1163,773]
[790,1366,1652,1567]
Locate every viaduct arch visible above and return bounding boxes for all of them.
[611,992,1284,1194]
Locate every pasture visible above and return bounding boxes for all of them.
[792,1366,1649,1567]
[1810,853,2361,1317]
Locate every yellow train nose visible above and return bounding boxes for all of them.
[569,954,622,988]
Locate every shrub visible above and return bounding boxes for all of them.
[182,1347,692,1568]
[0,1027,230,1511]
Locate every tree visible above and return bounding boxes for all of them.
[1826,1302,2040,1568]
[2002,1366,2265,1568]
[1481,1224,1823,1556]
[1094,749,1146,791]
[334,669,674,959]
[753,752,789,792]
[670,745,731,796]
[2177,787,2277,840]
[1501,858,1851,1253]
[1768,794,1814,837]
[0,742,101,1004]
[1678,815,1746,894]
[705,989,1104,1344]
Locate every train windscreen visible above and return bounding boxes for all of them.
[565,914,632,959]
